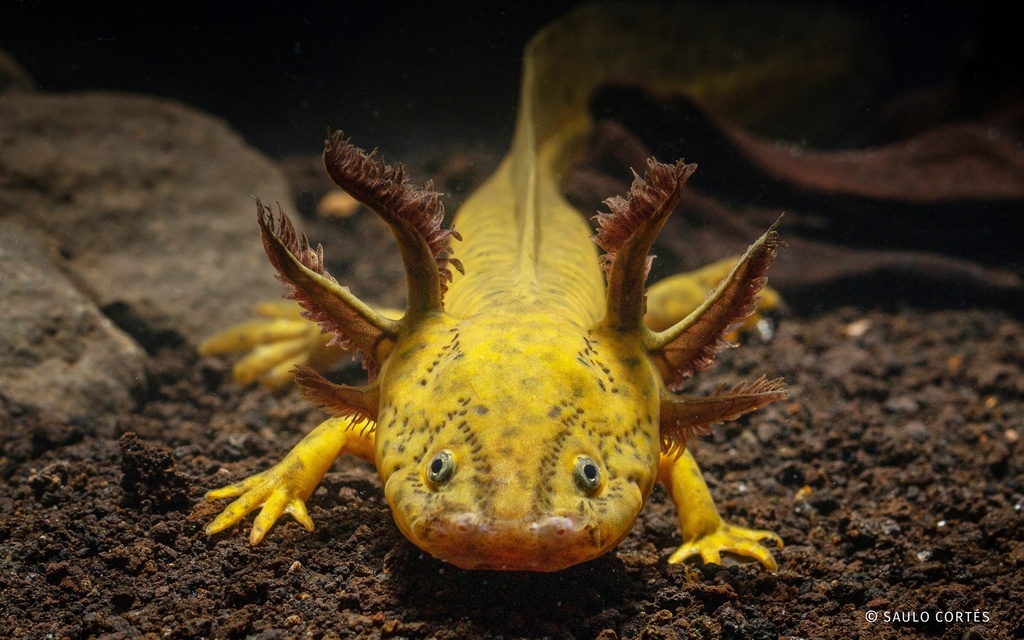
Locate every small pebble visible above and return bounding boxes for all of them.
[904,421,930,443]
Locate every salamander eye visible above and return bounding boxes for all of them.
[574,456,602,493]
[426,450,455,486]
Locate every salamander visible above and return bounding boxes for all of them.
[203,3,787,572]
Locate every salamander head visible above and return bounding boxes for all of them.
[375,315,660,571]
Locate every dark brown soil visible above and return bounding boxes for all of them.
[3,294,1022,638]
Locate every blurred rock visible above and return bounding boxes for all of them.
[0,224,147,416]
[0,49,34,93]
[0,92,293,351]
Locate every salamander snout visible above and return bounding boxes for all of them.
[407,510,605,571]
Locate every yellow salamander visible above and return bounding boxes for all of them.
[204,3,789,572]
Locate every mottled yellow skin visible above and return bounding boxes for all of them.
[204,3,787,572]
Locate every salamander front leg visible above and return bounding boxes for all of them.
[206,416,375,544]
[658,449,782,571]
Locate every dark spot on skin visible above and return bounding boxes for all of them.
[419,378,428,386]
[474,405,489,415]
[500,427,520,439]
[625,470,645,486]
[619,356,642,369]
[548,406,562,419]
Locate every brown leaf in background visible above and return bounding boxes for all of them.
[567,84,1024,312]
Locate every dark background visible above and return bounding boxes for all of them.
[2,1,1002,158]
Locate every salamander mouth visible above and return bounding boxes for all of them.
[405,512,607,571]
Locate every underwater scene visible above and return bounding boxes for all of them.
[1,2,1021,638]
